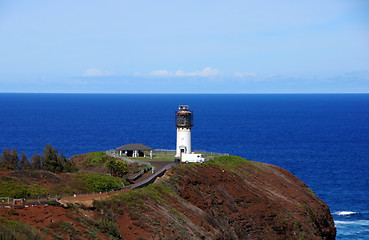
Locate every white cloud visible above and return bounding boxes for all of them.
[149,67,222,77]
[150,70,172,77]
[82,68,114,77]
[133,72,144,77]
[177,67,221,77]
[234,72,257,78]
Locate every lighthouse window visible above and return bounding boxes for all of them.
[178,116,186,124]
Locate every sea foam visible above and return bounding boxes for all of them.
[334,220,369,226]
[334,211,358,216]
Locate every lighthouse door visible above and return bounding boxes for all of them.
[179,146,186,157]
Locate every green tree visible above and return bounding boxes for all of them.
[31,152,42,170]
[0,148,19,170]
[60,151,77,172]
[10,149,19,169]
[0,148,10,170]
[41,144,77,173]
[42,144,62,172]
[19,152,32,170]
[105,158,128,178]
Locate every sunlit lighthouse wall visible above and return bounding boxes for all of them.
[175,105,193,157]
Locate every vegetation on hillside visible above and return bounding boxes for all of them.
[73,173,124,193]
[0,176,29,198]
[0,171,127,198]
[0,218,44,240]
[0,148,137,198]
[204,155,264,173]
[72,151,106,167]
[71,151,129,177]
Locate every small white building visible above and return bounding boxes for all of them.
[115,143,153,159]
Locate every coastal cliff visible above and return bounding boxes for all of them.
[0,155,336,239]
[96,156,336,239]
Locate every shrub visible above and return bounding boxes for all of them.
[109,184,173,210]
[29,184,49,196]
[8,210,20,216]
[0,176,29,198]
[0,176,55,198]
[73,173,122,192]
[105,158,128,178]
[0,218,45,240]
[94,217,121,239]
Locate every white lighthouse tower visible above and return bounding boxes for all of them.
[175,105,193,157]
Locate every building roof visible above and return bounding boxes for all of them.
[115,143,153,151]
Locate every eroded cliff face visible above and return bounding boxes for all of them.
[161,160,336,239]
[101,156,336,240]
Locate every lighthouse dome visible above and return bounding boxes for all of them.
[175,105,193,128]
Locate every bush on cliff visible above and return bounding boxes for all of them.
[0,218,44,240]
[0,176,29,198]
[0,172,126,198]
[72,173,123,193]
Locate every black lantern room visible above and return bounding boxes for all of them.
[175,105,193,128]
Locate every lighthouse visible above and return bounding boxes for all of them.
[175,105,193,157]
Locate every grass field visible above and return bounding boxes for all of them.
[129,150,176,162]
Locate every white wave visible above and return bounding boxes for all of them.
[335,220,369,226]
[334,211,358,216]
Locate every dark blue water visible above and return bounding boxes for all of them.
[0,93,368,239]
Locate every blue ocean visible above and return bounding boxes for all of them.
[0,93,368,239]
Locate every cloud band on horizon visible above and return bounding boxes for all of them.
[149,67,221,77]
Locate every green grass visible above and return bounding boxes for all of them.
[202,152,228,159]
[0,175,55,198]
[97,183,174,211]
[94,217,121,239]
[130,157,174,162]
[73,173,123,192]
[29,184,50,196]
[0,171,127,198]
[129,154,175,162]
[0,176,31,198]
[205,155,263,173]
[0,217,45,240]
[48,220,83,240]
[152,151,176,161]
[84,151,107,166]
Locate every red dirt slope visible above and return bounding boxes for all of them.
[97,157,336,239]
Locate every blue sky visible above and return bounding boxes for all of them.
[0,0,368,93]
